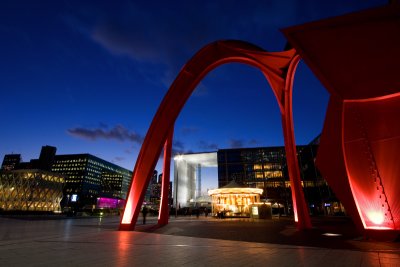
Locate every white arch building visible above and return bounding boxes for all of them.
[173,152,217,208]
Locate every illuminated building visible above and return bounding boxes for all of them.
[208,180,263,217]
[52,154,131,209]
[150,181,162,204]
[155,183,173,207]
[173,152,217,209]
[218,147,287,189]
[1,154,21,171]
[218,142,334,215]
[102,171,127,199]
[0,169,64,212]
[174,140,334,215]
[1,146,132,211]
[144,170,173,209]
[144,170,159,203]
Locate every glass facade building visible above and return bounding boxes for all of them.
[52,154,132,209]
[218,146,287,189]
[217,143,336,215]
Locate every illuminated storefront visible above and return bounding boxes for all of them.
[208,180,262,217]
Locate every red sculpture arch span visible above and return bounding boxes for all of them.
[119,40,312,230]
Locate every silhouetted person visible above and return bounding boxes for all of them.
[217,211,222,219]
[142,206,148,225]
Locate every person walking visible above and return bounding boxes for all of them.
[142,206,148,225]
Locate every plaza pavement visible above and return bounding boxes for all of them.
[0,214,399,266]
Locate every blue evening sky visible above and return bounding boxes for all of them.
[0,0,385,191]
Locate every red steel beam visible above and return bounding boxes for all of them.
[158,128,173,226]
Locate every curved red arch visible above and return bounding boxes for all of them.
[119,40,311,230]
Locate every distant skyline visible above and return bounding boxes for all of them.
[0,1,385,190]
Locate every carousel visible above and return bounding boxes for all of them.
[208,180,263,217]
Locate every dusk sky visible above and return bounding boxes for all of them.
[0,0,385,191]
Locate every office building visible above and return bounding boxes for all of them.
[144,170,158,203]
[174,137,339,215]
[1,154,21,171]
[52,154,132,209]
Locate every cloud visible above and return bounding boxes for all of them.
[112,156,125,162]
[67,124,143,144]
[173,140,185,151]
[180,126,199,135]
[124,145,136,155]
[171,140,187,155]
[229,139,244,148]
[192,83,209,97]
[63,1,292,86]
[156,139,188,158]
[98,122,109,129]
[68,123,189,158]
[228,138,262,148]
[248,139,260,146]
[198,140,218,151]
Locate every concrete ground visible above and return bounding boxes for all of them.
[0,214,399,266]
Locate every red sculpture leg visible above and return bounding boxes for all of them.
[158,128,173,226]
[281,55,312,229]
[316,97,364,231]
[343,93,400,231]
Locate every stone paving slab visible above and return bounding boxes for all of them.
[0,216,399,266]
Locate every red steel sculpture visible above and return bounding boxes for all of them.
[120,5,400,238]
[283,4,400,237]
[119,40,312,230]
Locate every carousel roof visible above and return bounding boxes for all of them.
[221,180,246,189]
[208,180,263,195]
